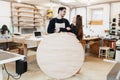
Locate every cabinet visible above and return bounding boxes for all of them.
[102,39,116,50]
[90,41,100,55]
[12,4,42,33]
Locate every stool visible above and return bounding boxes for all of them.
[99,47,110,58]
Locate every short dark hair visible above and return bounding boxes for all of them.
[1,24,9,34]
[58,7,66,14]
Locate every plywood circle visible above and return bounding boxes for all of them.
[36,33,84,79]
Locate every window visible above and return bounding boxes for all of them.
[92,8,103,20]
[90,8,103,25]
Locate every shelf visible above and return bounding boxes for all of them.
[13,15,40,19]
[15,6,40,11]
[18,21,40,23]
[14,24,40,27]
[12,4,42,33]
[13,11,40,15]
[19,16,34,18]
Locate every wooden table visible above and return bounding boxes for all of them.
[0,38,12,43]
[0,37,13,50]
[13,35,43,57]
[83,37,102,55]
[0,50,25,80]
[0,34,42,58]
[83,37,101,41]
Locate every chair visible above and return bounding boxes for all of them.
[99,46,110,58]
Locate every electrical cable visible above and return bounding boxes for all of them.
[3,64,22,80]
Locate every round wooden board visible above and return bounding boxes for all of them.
[37,33,84,79]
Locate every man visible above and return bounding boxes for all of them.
[47,7,71,33]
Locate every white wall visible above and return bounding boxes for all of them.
[64,7,70,21]
[86,4,110,37]
[70,8,76,24]
[76,7,87,28]
[0,1,11,33]
[111,2,120,19]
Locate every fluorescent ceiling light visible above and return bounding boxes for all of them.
[17,0,21,3]
[78,0,89,3]
[78,0,91,5]
[60,0,76,3]
[44,3,59,7]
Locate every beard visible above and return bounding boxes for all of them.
[61,14,65,18]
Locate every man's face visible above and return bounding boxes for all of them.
[60,9,66,17]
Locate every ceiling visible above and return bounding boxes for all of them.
[5,0,120,8]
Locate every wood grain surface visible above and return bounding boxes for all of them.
[37,33,84,79]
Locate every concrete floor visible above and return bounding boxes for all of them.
[3,51,115,80]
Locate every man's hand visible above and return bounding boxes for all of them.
[66,27,71,31]
[55,28,60,33]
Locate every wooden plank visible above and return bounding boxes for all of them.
[89,20,103,25]
[14,24,40,27]
[0,38,13,43]
[15,6,40,11]
[13,10,40,15]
